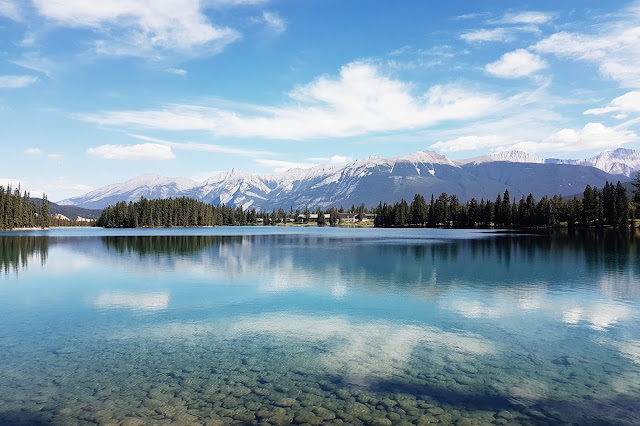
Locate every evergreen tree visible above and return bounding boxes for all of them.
[316,208,325,226]
[632,172,640,210]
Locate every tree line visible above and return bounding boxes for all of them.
[0,185,50,230]
[96,175,640,229]
[374,181,638,228]
[96,197,370,228]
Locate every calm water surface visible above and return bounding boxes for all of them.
[1,227,639,425]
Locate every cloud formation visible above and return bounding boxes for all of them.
[130,134,274,156]
[24,147,43,155]
[87,143,176,160]
[262,11,286,34]
[584,91,640,116]
[431,123,638,154]
[486,49,547,78]
[532,8,640,88]
[166,68,188,75]
[431,135,517,152]
[77,62,499,139]
[32,0,240,58]
[254,154,351,173]
[0,75,37,88]
[460,26,539,43]
[306,155,352,165]
[494,11,553,25]
[505,123,638,153]
[0,0,20,21]
[254,159,317,173]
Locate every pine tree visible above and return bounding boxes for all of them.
[316,208,325,226]
[632,172,640,209]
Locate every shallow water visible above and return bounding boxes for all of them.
[1,227,639,425]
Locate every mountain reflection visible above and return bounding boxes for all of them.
[95,229,640,301]
[1,229,639,299]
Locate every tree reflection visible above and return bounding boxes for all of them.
[0,236,48,274]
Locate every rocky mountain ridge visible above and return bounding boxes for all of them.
[58,148,639,210]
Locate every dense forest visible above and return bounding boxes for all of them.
[95,177,640,229]
[0,186,50,230]
[96,197,367,228]
[374,181,638,228]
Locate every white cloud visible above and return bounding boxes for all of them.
[47,177,93,192]
[306,155,352,165]
[454,12,490,20]
[495,11,553,25]
[461,28,514,43]
[431,135,518,152]
[190,170,225,182]
[32,0,240,58]
[166,68,187,75]
[256,155,351,173]
[0,75,37,88]
[502,122,638,153]
[486,49,547,78]
[87,143,176,160]
[584,91,640,115]
[431,122,638,155]
[254,159,316,173]
[10,53,55,77]
[0,0,20,20]
[254,155,351,173]
[205,0,268,6]
[78,62,500,140]
[24,147,43,155]
[262,11,286,34]
[129,134,274,156]
[23,148,64,159]
[460,26,539,43]
[532,9,640,88]
[0,178,23,188]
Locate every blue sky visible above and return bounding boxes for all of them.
[1,0,640,201]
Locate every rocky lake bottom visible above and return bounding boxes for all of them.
[1,227,639,425]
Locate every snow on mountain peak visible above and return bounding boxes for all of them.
[392,150,459,166]
[57,147,640,209]
[548,148,640,176]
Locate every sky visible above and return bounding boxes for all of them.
[1,0,640,201]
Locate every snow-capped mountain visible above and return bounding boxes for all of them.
[546,148,640,177]
[58,148,639,210]
[57,173,200,209]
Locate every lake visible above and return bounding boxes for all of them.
[1,227,639,425]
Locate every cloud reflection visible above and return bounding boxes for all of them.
[231,313,494,385]
[444,286,632,331]
[94,292,169,311]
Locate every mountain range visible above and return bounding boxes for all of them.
[59,148,640,211]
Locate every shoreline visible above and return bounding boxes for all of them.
[0,227,49,231]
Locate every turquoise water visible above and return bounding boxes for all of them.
[1,227,639,425]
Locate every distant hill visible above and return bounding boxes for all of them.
[31,198,102,220]
[56,148,639,211]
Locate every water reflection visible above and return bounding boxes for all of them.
[94,291,170,311]
[230,313,495,386]
[1,228,640,425]
[0,236,48,274]
[1,230,639,299]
